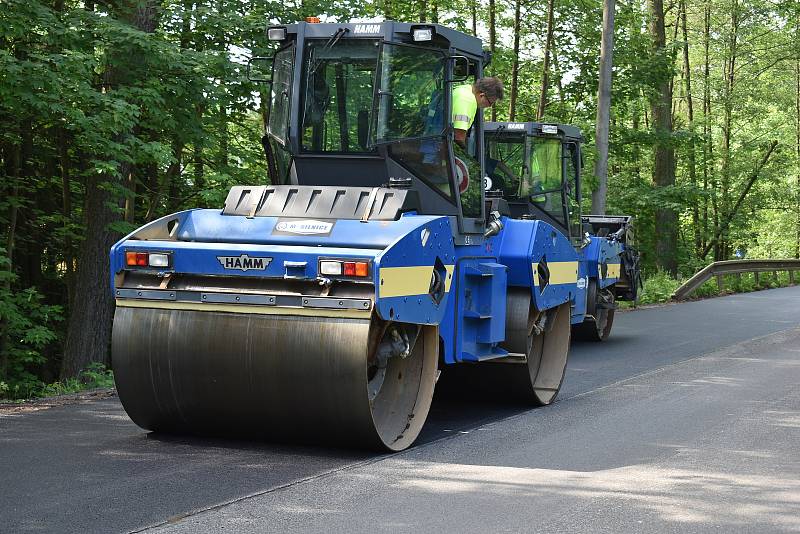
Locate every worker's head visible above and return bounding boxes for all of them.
[474,77,504,109]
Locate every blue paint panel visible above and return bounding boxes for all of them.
[174,209,442,249]
[528,221,581,312]
[573,256,588,324]
[584,236,625,289]
[496,218,583,312]
[373,216,456,325]
[451,258,508,363]
[439,276,458,364]
[494,219,582,317]
[495,218,536,287]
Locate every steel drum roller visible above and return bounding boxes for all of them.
[112,307,438,450]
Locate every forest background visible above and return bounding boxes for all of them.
[1,0,799,397]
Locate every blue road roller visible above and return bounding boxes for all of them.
[110,21,639,451]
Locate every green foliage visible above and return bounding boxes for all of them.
[34,363,115,398]
[0,250,63,400]
[629,269,798,307]
[636,271,683,305]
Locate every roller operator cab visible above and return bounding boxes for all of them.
[485,121,641,341]
[111,22,600,452]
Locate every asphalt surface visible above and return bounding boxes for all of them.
[2,285,799,533]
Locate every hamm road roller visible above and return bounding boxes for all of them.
[484,121,640,341]
[110,21,639,451]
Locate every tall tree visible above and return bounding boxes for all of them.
[61,0,162,378]
[537,0,555,120]
[680,0,699,253]
[489,0,497,121]
[702,3,713,253]
[591,0,615,214]
[648,0,677,275]
[795,9,800,258]
[718,0,740,260]
[509,0,522,120]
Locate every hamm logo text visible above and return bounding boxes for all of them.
[217,255,272,271]
[354,24,381,34]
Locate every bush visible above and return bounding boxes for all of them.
[0,249,64,400]
[34,363,115,397]
[636,271,683,305]
[624,268,797,308]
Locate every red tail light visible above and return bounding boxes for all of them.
[319,259,370,278]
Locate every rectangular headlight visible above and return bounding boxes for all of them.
[267,27,287,41]
[148,253,170,268]
[413,28,433,41]
[541,124,558,135]
[319,260,343,276]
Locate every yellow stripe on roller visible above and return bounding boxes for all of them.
[549,261,579,284]
[605,263,621,279]
[531,261,579,286]
[115,299,371,319]
[379,266,434,298]
[445,264,454,292]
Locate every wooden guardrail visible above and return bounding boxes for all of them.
[672,259,800,301]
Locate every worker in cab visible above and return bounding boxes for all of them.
[452,77,504,147]
[527,139,563,212]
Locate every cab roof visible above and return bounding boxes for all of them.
[274,21,485,58]
[485,121,583,142]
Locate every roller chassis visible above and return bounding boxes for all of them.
[110,22,639,451]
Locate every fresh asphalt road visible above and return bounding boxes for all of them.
[2,286,799,533]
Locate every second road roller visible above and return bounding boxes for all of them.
[110,21,640,451]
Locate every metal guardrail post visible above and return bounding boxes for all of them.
[672,259,800,301]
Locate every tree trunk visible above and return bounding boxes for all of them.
[680,0,699,254]
[123,169,136,224]
[632,103,641,182]
[537,0,556,120]
[470,0,477,35]
[58,126,75,308]
[795,51,800,258]
[719,0,739,260]
[702,4,712,253]
[552,46,565,106]
[489,0,497,121]
[61,173,121,377]
[591,0,615,215]
[6,143,21,270]
[61,0,161,378]
[509,0,522,120]
[648,0,677,275]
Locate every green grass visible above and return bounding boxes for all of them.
[622,270,798,308]
[0,363,115,401]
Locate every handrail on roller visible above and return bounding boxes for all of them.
[672,259,800,301]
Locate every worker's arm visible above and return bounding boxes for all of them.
[454,128,467,147]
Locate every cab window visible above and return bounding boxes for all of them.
[526,138,565,227]
[301,39,379,153]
